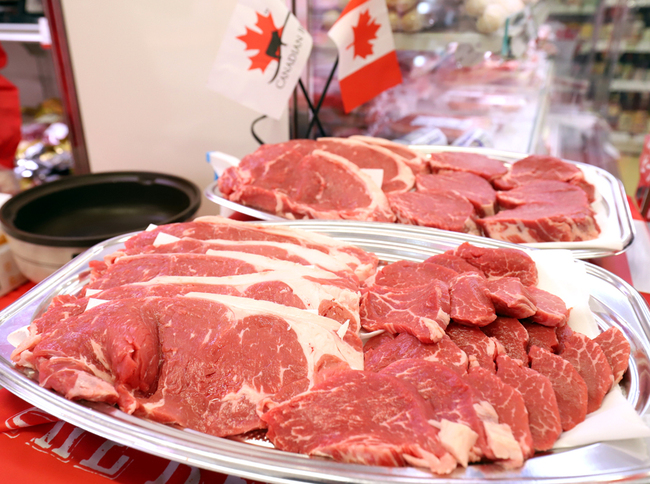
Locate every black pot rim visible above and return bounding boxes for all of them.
[0,171,201,247]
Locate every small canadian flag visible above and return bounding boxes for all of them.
[208,0,312,120]
[328,0,403,113]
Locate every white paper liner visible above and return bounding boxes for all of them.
[527,249,650,449]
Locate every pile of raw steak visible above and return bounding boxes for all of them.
[218,136,601,243]
[11,217,629,476]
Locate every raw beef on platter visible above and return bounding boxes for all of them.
[478,181,600,243]
[416,171,497,216]
[448,242,538,286]
[348,135,429,174]
[449,272,497,327]
[13,294,364,438]
[114,237,359,283]
[360,279,451,343]
[446,322,502,372]
[482,317,529,365]
[425,253,486,276]
[261,369,458,475]
[381,359,523,467]
[218,148,395,222]
[527,286,570,327]
[486,278,536,319]
[388,190,480,234]
[494,154,596,202]
[364,332,468,375]
[82,272,363,350]
[522,321,559,353]
[593,327,631,384]
[427,151,508,181]
[529,345,588,432]
[559,332,614,414]
[85,251,359,293]
[315,137,415,193]
[124,216,378,283]
[496,354,562,452]
[464,366,534,460]
[366,259,459,288]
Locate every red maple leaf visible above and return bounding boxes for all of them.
[237,12,284,73]
[346,10,380,59]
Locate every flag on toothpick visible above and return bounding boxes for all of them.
[207,0,313,120]
[328,0,402,113]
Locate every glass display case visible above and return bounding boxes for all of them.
[293,0,552,154]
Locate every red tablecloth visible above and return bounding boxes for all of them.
[1,199,649,483]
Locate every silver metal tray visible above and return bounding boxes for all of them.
[1,222,650,484]
[204,146,635,260]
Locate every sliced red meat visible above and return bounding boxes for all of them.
[220,148,395,222]
[527,286,570,327]
[416,171,497,216]
[560,332,614,413]
[593,327,631,384]
[482,317,529,365]
[424,253,485,276]
[496,355,562,451]
[448,242,538,286]
[522,321,559,353]
[123,216,378,283]
[464,366,534,460]
[316,137,415,193]
[427,151,508,181]
[450,273,497,327]
[446,322,500,372]
[388,191,479,234]
[261,370,458,475]
[360,280,450,343]
[364,332,468,375]
[349,135,429,174]
[486,278,536,319]
[493,154,596,202]
[529,345,588,431]
[17,295,363,437]
[369,259,458,288]
[478,181,600,243]
[382,359,512,466]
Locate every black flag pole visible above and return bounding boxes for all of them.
[304,56,339,140]
[298,79,326,138]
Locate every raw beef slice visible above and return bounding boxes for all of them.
[360,279,451,343]
[316,137,415,192]
[450,272,497,327]
[424,253,485,276]
[382,359,519,466]
[529,345,588,431]
[493,154,596,202]
[367,259,459,288]
[427,151,508,181]
[464,366,534,460]
[496,355,562,451]
[522,321,559,354]
[416,171,497,216]
[364,332,468,375]
[388,191,480,234]
[482,317,529,365]
[559,332,614,413]
[486,277,536,319]
[527,286,570,327]
[448,243,538,286]
[261,370,458,475]
[446,322,501,372]
[349,135,429,174]
[593,327,631,384]
[479,181,600,243]
[219,148,395,222]
[123,216,378,283]
[13,294,363,438]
